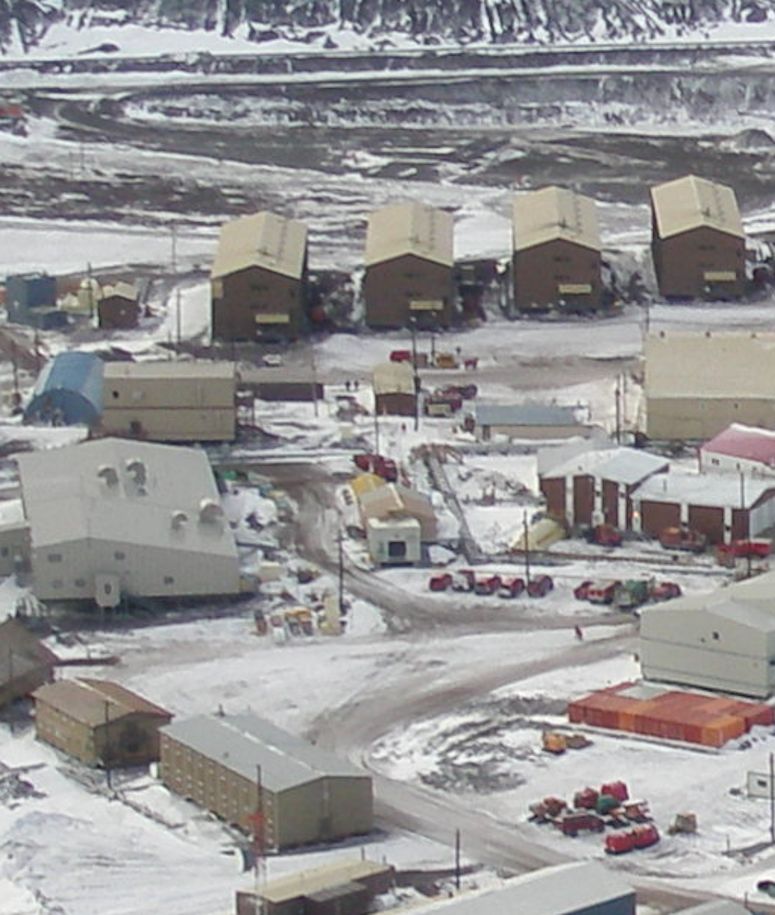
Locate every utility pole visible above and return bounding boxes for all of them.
[10,341,19,413]
[175,288,182,351]
[523,511,531,585]
[614,376,622,444]
[338,527,345,617]
[253,764,266,915]
[103,699,112,790]
[171,224,178,273]
[373,408,380,455]
[410,319,420,432]
[454,829,461,891]
[87,261,95,321]
[769,752,774,845]
[7,647,13,735]
[311,346,319,418]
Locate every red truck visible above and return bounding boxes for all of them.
[352,453,398,482]
[601,780,629,803]
[527,575,554,598]
[587,580,620,604]
[428,573,453,592]
[659,526,707,553]
[574,580,593,601]
[585,524,623,547]
[499,576,525,598]
[474,574,502,596]
[716,539,772,567]
[451,569,475,592]
[557,811,605,837]
[651,580,682,601]
[605,824,660,854]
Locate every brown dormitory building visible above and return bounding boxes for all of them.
[512,186,603,312]
[33,678,172,767]
[159,712,373,850]
[210,211,309,342]
[650,174,745,300]
[363,201,455,329]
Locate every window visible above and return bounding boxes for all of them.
[47,553,62,563]
[74,578,86,587]
[114,551,126,561]
[164,575,175,585]
[712,630,720,640]
[112,390,120,399]
[388,540,407,559]
[52,579,62,589]
[0,547,8,558]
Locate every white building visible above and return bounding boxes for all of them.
[17,438,241,607]
[366,517,421,567]
[640,571,775,698]
[101,361,236,443]
[700,423,775,477]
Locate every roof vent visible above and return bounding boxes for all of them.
[125,458,147,487]
[199,498,224,524]
[171,510,188,530]
[97,465,118,487]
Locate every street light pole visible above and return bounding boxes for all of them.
[410,319,420,432]
[523,511,531,585]
[338,527,345,617]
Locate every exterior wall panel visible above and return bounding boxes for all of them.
[639,500,681,538]
[541,477,566,522]
[513,238,602,312]
[653,225,744,300]
[363,254,454,329]
[572,476,594,527]
[212,265,306,342]
[647,397,775,441]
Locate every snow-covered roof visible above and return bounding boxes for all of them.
[701,423,775,466]
[512,186,601,254]
[646,332,775,399]
[634,469,775,509]
[372,361,414,395]
[104,361,235,382]
[679,902,751,915]
[101,282,137,302]
[211,211,308,281]
[16,438,238,560]
[408,862,633,914]
[541,446,668,486]
[643,596,775,636]
[651,174,744,241]
[160,713,368,793]
[476,403,581,428]
[365,202,454,268]
[359,483,436,529]
[254,859,390,904]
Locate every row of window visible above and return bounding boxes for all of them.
[46,575,175,590]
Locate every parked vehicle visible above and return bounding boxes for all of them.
[632,823,660,849]
[573,787,599,810]
[573,580,593,601]
[757,880,775,898]
[529,796,567,823]
[434,352,458,369]
[352,453,398,482]
[527,574,554,598]
[585,524,623,547]
[659,526,707,553]
[716,538,772,567]
[613,579,651,611]
[429,573,453,592]
[587,580,620,604]
[436,383,478,401]
[474,574,502,596]
[604,823,659,855]
[451,569,476,592]
[463,357,478,371]
[601,781,629,803]
[499,576,525,599]
[430,388,464,411]
[558,811,605,837]
[650,580,682,601]
[542,731,567,755]
[389,349,412,363]
[424,397,457,417]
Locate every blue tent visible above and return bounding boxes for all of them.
[24,351,103,427]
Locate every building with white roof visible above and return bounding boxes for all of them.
[641,570,775,697]
[512,186,603,312]
[540,444,668,529]
[632,468,775,544]
[159,712,373,849]
[700,423,775,477]
[407,861,635,915]
[650,174,745,300]
[372,361,416,417]
[646,331,775,441]
[16,438,241,607]
[210,211,309,341]
[363,201,455,329]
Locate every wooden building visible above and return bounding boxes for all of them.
[650,175,745,300]
[363,202,454,329]
[373,362,416,417]
[645,331,775,441]
[236,859,394,915]
[0,618,56,709]
[33,678,172,767]
[159,712,373,850]
[512,186,603,312]
[540,446,668,530]
[101,361,236,443]
[632,470,775,545]
[98,282,140,330]
[211,211,308,342]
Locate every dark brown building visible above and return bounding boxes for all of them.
[373,362,416,417]
[512,186,603,312]
[363,202,454,329]
[33,678,172,767]
[0,618,57,708]
[651,175,745,300]
[211,211,308,342]
[98,282,140,330]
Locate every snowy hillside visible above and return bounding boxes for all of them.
[1,0,774,54]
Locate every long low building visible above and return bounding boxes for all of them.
[0,618,56,708]
[159,712,373,850]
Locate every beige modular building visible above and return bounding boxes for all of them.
[512,186,603,312]
[358,483,437,541]
[646,331,775,441]
[101,361,236,443]
[211,211,308,342]
[159,713,373,850]
[33,678,172,766]
[0,618,56,708]
[640,571,775,698]
[235,858,394,915]
[373,361,416,417]
[474,403,591,442]
[363,202,455,329]
[367,516,422,567]
[17,438,241,607]
[651,175,745,300]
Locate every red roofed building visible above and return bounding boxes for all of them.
[700,423,775,476]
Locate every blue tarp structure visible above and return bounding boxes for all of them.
[24,351,104,427]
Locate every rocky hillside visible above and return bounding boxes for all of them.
[1,0,773,52]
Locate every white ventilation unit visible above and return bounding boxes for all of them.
[125,458,147,487]
[97,465,118,487]
[198,498,224,524]
[171,510,189,530]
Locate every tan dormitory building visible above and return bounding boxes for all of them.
[650,174,745,300]
[211,211,308,341]
[362,201,455,329]
[159,712,373,850]
[101,361,236,443]
[33,678,172,767]
[646,331,775,441]
[512,186,603,312]
[16,437,241,608]
[372,361,416,417]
